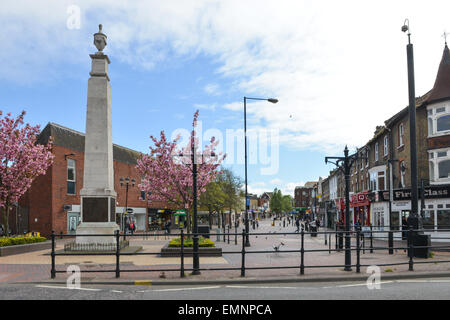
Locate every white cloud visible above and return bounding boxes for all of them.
[2,0,450,152]
[203,83,220,96]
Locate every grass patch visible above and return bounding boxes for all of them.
[429,252,435,258]
[168,236,215,248]
[384,268,393,272]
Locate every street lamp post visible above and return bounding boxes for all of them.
[175,144,216,275]
[120,177,135,233]
[243,96,278,247]
[326,146,367,271]
[402,19,421,230]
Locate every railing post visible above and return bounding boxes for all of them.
[324,230,327,245]
[335,225,338,250]
[388,230,394,255]
[300,230,305,275]
[356,229,361,273]
[241,229,246,277]
[370,225,373,254]
[227,225,230,244]
[51,230,56,279]
[408,227,414,271]
[180,229,185,278]
[115,230,120,278]
[235,224,237,245]
[328,232,331,254]
[362,233,365,254]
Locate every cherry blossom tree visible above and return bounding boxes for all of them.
[136,111,225,234]
[0,111,54,235]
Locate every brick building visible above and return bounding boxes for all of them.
[318,43,450,233]
[18,123,177,237]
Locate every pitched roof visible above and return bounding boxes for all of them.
[38,122,143,165]
[425,44,450,105]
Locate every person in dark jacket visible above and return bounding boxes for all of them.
[402,216,408,240]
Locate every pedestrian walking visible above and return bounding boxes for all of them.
[295,218,300,233]
[165,219,172,235]
[129,220,135,235]
[402,216,408,240]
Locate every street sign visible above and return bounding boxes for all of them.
[126,208,133,214]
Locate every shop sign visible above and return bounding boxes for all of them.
[393,185,450,201]
[350,192,369,208]
[174,210,186,216]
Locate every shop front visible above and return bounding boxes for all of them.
[148,209,174,231]
[350,192,370,226]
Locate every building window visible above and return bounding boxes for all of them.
[383,135,388,156]
[428,102,450,137]
[400,161,406,188]
[399,123,404,146]
[375,143,379,161]
[429,149,450,184]
[67,159,76,195]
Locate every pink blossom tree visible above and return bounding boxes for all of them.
[136,111,225,234]
[0,111,54,235]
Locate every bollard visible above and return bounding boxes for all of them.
[180,229,185,278]
[356,230,361,273]
[51,230,56,279]
[228,226,230,244]
[115,230,120,278]
[241,230,246,277]
[235,225,238,245]
[324,231,327,245]
[300,230,305,275]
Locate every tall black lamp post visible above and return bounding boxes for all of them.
[243,96,278,247]
[175,143,216,275]
[326,146,367,271]
[120,177,135,233]
[402,19,422,229]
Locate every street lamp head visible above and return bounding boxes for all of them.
[268,98,278,104]
[120,177,124,186]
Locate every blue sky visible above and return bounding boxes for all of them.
[1,0,450,196]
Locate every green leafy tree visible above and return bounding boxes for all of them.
[216,168,243,229]
[199,181,226,228]
[269,188,283,216]
[282,195,294,213]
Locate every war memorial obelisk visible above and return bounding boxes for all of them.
[76,25,119,246]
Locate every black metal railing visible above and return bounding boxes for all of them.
[50,226,450,279]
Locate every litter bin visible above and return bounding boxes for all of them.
[310,223,317,237]
[198,225,210,239]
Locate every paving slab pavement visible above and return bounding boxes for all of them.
[1,218,450,285]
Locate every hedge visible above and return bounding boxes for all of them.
[0,236,47,247]
[168,236,215,248]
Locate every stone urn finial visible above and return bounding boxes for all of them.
[93,24,107,53]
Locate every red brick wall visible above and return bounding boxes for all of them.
[20,144,178,236]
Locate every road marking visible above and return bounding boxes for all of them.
[151,286,221,292]
[335,281,394,288]
[135,280,152,286]
[226,285,297,289]
[111,290,123,293]
[35,285,101,291]
[395,279,450,283]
